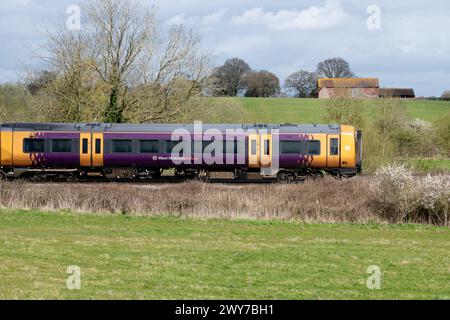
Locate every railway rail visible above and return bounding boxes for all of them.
[1,172,444,185]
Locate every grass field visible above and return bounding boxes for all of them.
[208,97,450,124]
[1,209,449,299]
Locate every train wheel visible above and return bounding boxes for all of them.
[312,171,324,180]
[286,172,296,182]
[277,171,295,183]
[0,171,6,181]
[277,171,287,183]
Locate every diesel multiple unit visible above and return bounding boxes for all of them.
[0,123,362,181]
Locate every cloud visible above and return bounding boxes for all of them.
[231,0,348,31]
[167,9,228,28]
[215,35,271,56]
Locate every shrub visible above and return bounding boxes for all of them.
[370,164,450,225]
[441,90,450,100]
[419,174,450,225]
[434,112,450,156]
[393,118,436,157]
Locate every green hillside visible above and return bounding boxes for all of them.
[207,97,450,124]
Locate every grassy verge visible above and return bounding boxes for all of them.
[0,209,449,299]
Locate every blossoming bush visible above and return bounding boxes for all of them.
[370,164,449,225]
[419,174,450,225]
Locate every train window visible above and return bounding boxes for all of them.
[193,141,202,153]
[95,139,101,154]
[251,140,257,155]
[224,140,238,154]
[202,140,212,151]
[202,140,218,157]
[307,141,320,155]
[51,139,72,153]
[330,138,339,156]
[82,139,88,154]
[140,140,159,153]
[166,140,181,153]
[263,139,270,155]
[112,140,132,153]
[23,139,45,153]
[280,141,302,154]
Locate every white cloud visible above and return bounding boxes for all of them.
[167,9,228,28]
[231,0,348,31]
[216,35,271,56]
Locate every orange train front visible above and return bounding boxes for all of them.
[0,123,362,181]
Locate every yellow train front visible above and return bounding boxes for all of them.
[0,123,362,181]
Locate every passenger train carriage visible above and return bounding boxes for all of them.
[0,123,362,182]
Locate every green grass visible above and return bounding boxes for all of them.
[208,97,450,124]
[1,209,449,299]
[407,158,450,172]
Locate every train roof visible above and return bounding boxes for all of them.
[1,123,343,134]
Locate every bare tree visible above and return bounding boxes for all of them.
[284,70,317,97]
[211,58,251,96]
[27,28,105,122]
[29,0,212,123]
[316,57,354,78]
[244,70,280,98]
[441,90,450,100]
[325,95,365,129]
[125,24,213,123]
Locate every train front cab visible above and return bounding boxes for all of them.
[336,125,360,176]
[310,125,359,177]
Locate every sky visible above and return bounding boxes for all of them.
[0,0,449,97]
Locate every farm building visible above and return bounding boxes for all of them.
[379,88,415,98]
[317,78,380,99]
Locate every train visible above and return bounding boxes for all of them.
[0,122,362,182]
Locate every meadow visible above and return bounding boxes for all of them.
[206,97,450,124]
[1,209,449,299]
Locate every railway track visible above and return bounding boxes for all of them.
[2,172,446,185]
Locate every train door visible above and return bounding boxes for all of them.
[260,133,272,168]
[92,132,104,167]
[80,132,91,167]
[80,132,104,167]
[248,133,260,168]
[327,134,340,168]
[248,133,272,168]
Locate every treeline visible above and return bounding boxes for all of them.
[209,57,354,98]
